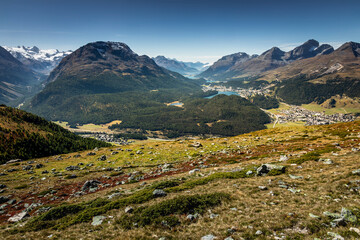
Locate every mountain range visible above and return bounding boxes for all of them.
[23,41,269,137]
[153,56,209,77]
[199,39,334,80]
[0,46,41,105]
[3,46,71,75]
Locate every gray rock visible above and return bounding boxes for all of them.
[35,164,44,169]
[209,213,218,219]
[289,174,303,180]
[279,155,288,161]
[82,180,101,192]
[98,155,107,161]
[189,169,200,175]
[91,215,106,226]
[6,159,23,164]
[341,207,357,223]
[152,189,167,197]
[201,234,216,240]
[258,186,268,190]
[327,232,344,240]
[309,213,320,219]
[320,158,333,164]
[257,164,285,176]
[23,165,33,171]
[0,196,9,204]
[246,170,253,175]
[65,165,80,171]
[125,206,134,213]
[136,150,143,154]
[190,142,203,148]
[7,199,16,205]
[108,192,122,199]
[255,230,263,235]
[0,184,6,189]
[352,169,360,175]
[8,211,29,222]
[87,152,96,156]
[111,151,119,155]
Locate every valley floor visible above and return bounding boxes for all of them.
[0,121,360,239]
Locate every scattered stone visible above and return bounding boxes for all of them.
[209,213,218,219]
[246,170,253,175]
[152,189,167,197]
[23,165,33,171]
[87,152,96,156]
[66,174,77,179]
[352,147,359,152]
[186,214,197,221]
[190,142,202,148]
[279,155,288,161]
[7,199,16,205]
[341,207,357,223]
[0,196,9,204]
[35,164,44,169]
[82,180,101,192]
[108,192,122,200]
[258,186,268,190]
[309,213,320,219]
[224,237,234,240]
[189,169,200,175]
[6,159,23,164]
[349,227,360,236]
[98,155,107,161]
[73,154,81,158]
[42,170,49,174]
[327,232,344,240]
[111,151,119,155]
[289,174,303,180]
[8,211,29,222]
[201,234,216,240]
[255,230,263,235]
[319,158,333,165]
[125,206,134,213]
[0,184,6,189]
[91,215,106,226]
[288,188,301,194]
[257,164,285,176]
[352,169,360,175]
[65,165,80,171]
[136,150,143,155]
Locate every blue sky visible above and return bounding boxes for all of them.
[1,0,359,63]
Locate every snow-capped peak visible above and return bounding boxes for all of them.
[2,46,72,74]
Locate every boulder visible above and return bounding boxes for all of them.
[125,206,134,213]
[152,189,167,197]
[201,235,216,240]
[8,211,29,222]
[257,164,285,176]
[91,215,106,226]
[82,180,101,192]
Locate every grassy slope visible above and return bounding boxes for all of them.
[0,106,110,163]
[0,120,359,239]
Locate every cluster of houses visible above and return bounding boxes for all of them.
[79,133,131,145]
[277,106,356,126]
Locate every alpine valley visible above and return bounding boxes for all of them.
[0,38,360,240]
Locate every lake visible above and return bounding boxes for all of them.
[205,91,239,99]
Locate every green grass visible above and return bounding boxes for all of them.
[116,192,230,229]
[288,146,339,164]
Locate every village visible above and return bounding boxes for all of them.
[270,105,356,126]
